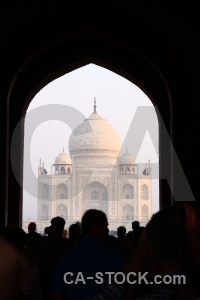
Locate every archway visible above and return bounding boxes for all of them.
[141,205,149,220]
[56,183,68,199]
[122,184,134,199]
[141,184,149,200]
[122,204,134,220]
[56,204,68,219]
[82,181,108,213]
[2,2,198,233]
[41,204,49,221]
[41,184,49,199]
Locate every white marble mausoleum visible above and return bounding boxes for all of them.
[35,102,152,232]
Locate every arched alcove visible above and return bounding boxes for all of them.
[56,183,68,199]
[122,184,134,199]
[56,204,68,219]
[41,184,49,199]
[82,181,108,213]
[141,184,149,200]
[122,204,134,220]
[20,63,159,227]
[141,205,149,220]
[41,204,48,220]
[82,181,108,201]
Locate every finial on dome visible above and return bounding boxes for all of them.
[63,147,64,152]
[93,97,97,113]
[126,147,128,153]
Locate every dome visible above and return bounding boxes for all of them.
[55,149,72,164]
[119,151,135,164]
[69,107,122,157]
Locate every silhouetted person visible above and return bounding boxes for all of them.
[117,226,126,239]
[75,221,81,228]
[87,205,184,300]
[68,223,81,246]
[174,202,200,300]
[1,225,42,299]
[132,226,145,249]
[53,209,124,300]
[126,220,140,241]
[104,234,119,251]
[1,225,27,253]
[116,226,132,260]
[26,222,42,260]
[0,237,27,299]
[42,226,49,236]
[38,216,72,300]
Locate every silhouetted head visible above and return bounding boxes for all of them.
[131,221,140,230]
[117,226,126,239]
[44,227,49,234]
[75,221,81,228]
[81,209,108,240]
[49,216,65,236]
[1,226,27,253]
[28,222,37,233]
[69,223,81,240]
[145,205,182,273]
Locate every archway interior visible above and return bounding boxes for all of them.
[22,63,159,231]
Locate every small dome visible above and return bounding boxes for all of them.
[119,151,135,164]
[55,150,72,165]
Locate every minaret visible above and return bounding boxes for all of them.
[142,159,152,176]
[146,159,152,176]
[38,160,48,176]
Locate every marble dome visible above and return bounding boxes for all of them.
[119,151,135,164]
[55,150,72,164]
[69,108,122,157]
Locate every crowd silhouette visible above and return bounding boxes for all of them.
[0,203,200,300]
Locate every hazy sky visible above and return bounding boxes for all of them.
[23,63,159,221]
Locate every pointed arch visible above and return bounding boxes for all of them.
[60,167,66,174]
[141,205,149,220]
[141,184,149,199]
[82,181,108,200]
[56,204,68,219]
[41,204,48,220]
[42,183,49,199]
[122,204,134,220]
[122,184,134,199]
[56,183,68,199]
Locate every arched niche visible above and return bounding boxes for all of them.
[82,181,108,201]
[122,184,134,199]
[122,204,134,220]
[56,183,68,199]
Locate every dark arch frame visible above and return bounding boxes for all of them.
[3,2,199,227]
[5,37,172,227]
